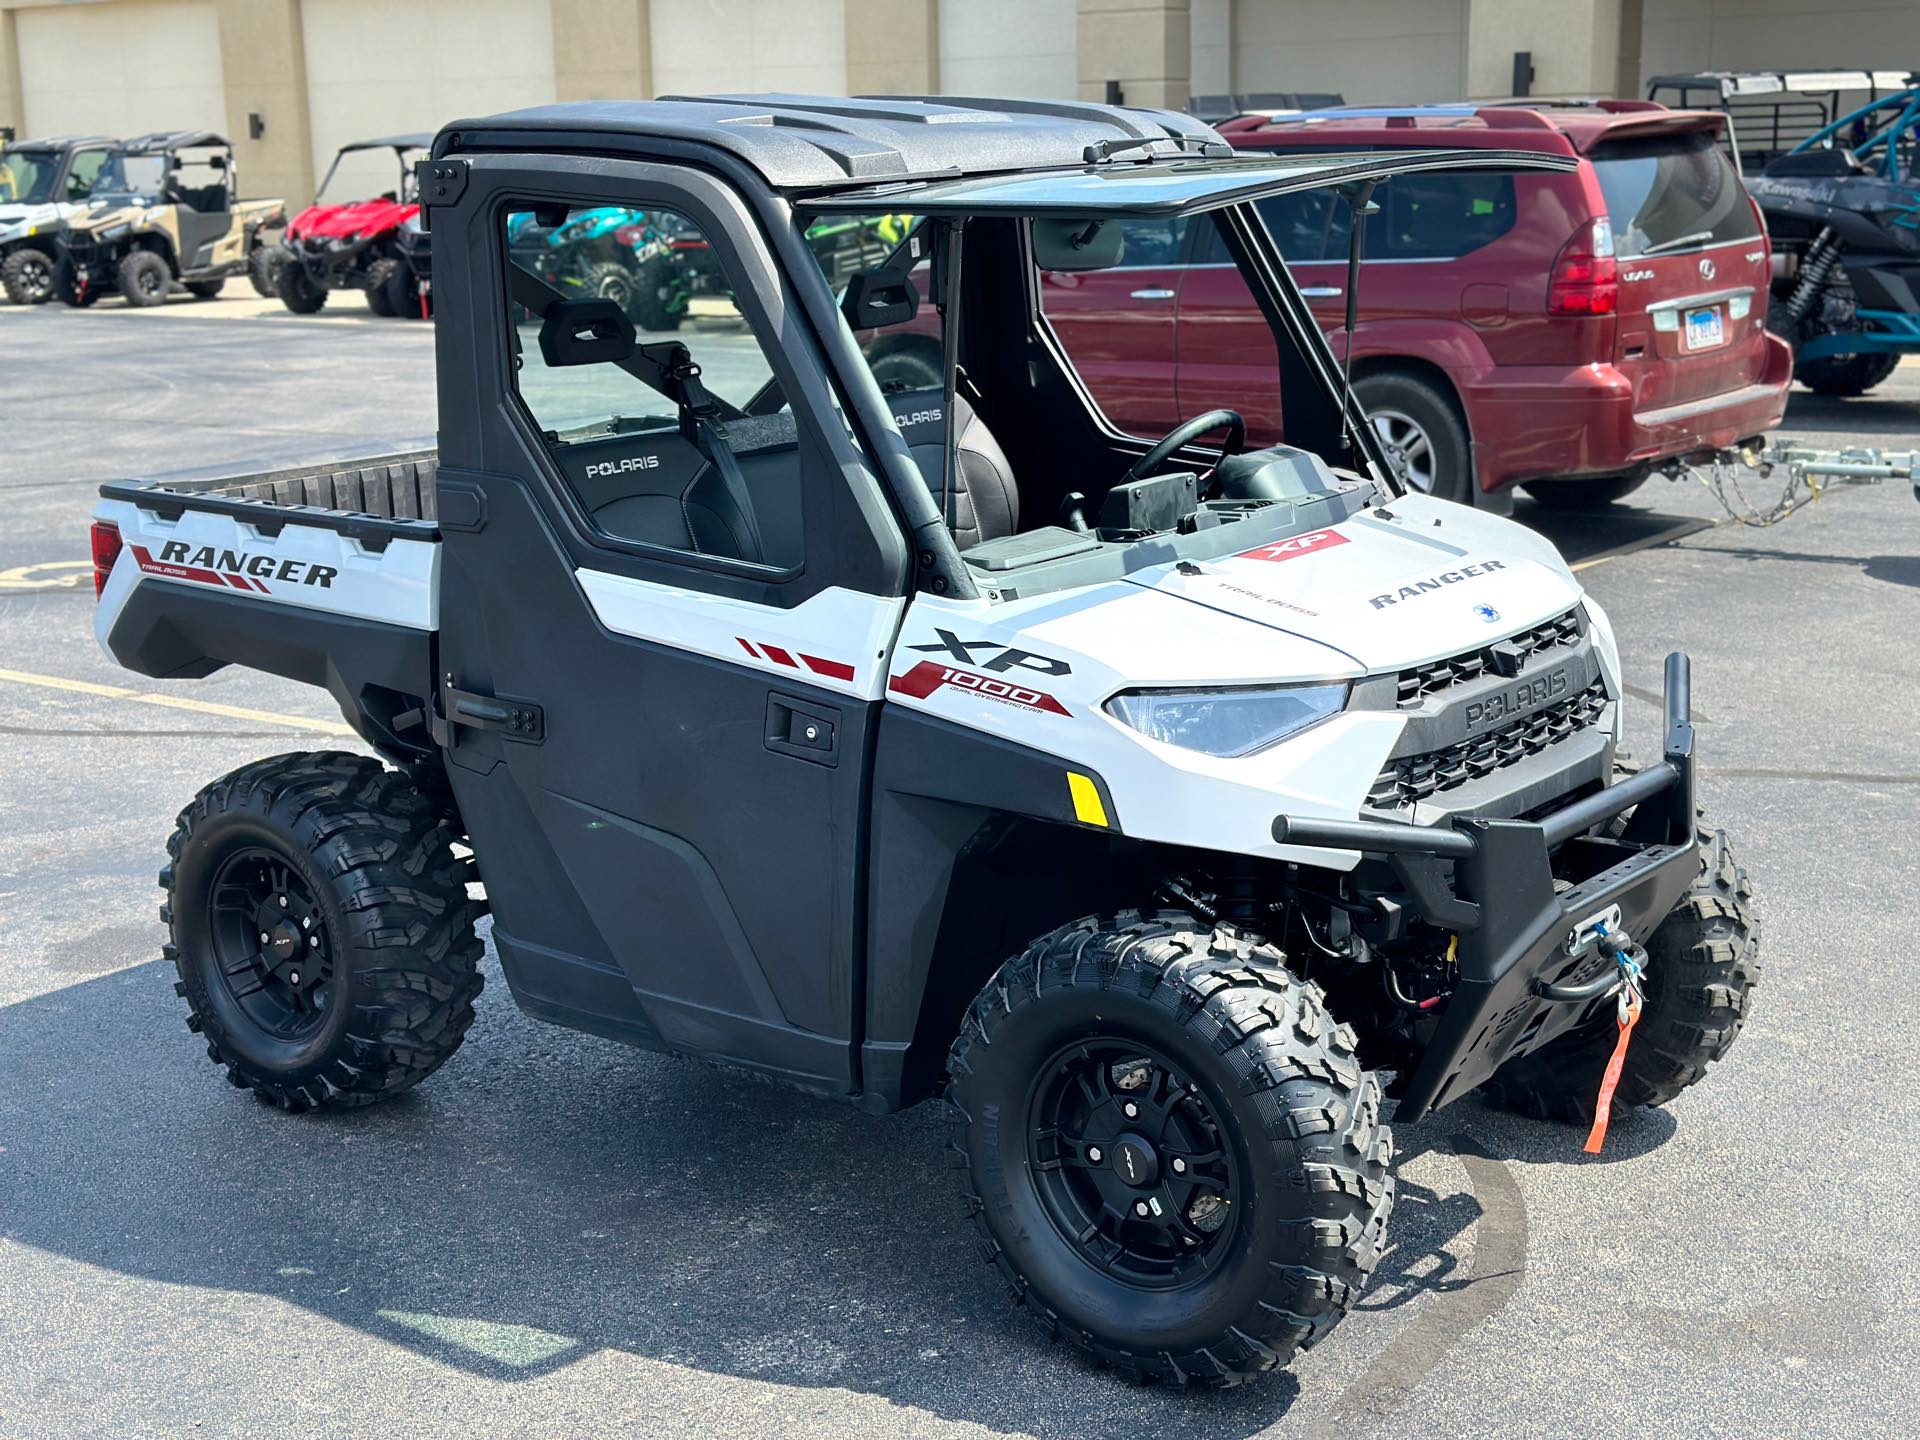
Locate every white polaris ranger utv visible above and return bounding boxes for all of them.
[0,134,115,304]
[88,95,1758,1387]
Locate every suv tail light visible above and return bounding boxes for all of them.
[1548,218,1617,316]
[90,519,122,598]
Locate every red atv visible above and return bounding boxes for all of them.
[267,134,431,316]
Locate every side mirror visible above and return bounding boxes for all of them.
[841,268,919,331]
[208,154,229,172]
[538,298,636,368]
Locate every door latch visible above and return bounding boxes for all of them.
[766,693,839,766]
[433,676,544,746]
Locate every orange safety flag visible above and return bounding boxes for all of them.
[1583,991,1642,1154]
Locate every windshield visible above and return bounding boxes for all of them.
[92,152,170,201]
[1591,131,1759,258]
[0,149,58,205]
[805,200,1380,598]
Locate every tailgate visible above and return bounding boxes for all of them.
[1592,129,1771,409]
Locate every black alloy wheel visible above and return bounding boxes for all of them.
[206,846,335,1041]
[1027,1041,1242,1288]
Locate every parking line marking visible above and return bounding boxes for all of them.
[1569,516,1713,572]
[0,666,354,734]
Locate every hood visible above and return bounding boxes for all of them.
[1123,494,1584,671]
[289,197,417,241]
[67,202,150,233]
[0,200,64,231]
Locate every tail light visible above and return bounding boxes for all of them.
[1548,217,1618,316]
[90,519,122,598]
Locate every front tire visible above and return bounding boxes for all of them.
[385,260,427,319]
[1,245,58,305]
[118,249,173,307]
[249,245,285,297]
[1354,370,1473,504]
[1481,825,1758,1123]
[163,752,486,1112]
[275,260,328,314]
[363,258,398,316]
[948,911,1392,1386]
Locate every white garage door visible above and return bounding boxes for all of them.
[302,0,557,201]
[16,0,226,141]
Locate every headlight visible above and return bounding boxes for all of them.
[1105,683,1348,757]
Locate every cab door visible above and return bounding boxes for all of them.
[426,154,909,1093]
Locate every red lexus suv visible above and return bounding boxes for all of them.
[1040,101,1793,508]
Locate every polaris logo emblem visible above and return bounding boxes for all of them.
[1465,667,1570,732]
[1367,560,1506,610]
[892,408,942,428]
[1239,528,1348,563]
[584,454,662,478]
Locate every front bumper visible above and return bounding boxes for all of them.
[1273,652,1702,1122]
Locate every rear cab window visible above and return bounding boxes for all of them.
[1589,130,1759,257]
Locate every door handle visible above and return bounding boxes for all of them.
[766,693,840,767]
[1300,285,1344,298]
[1129,287,1176,301]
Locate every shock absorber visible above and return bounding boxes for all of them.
[1783,227,1841,324]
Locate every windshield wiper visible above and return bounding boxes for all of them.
[1639,230,1715,257]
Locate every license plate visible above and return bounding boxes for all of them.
[1683,305,1724,351]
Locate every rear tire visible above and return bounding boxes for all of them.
[163,752,487,1112]
[1,245,58,305]
[275,260,328,314]
[118,249,173,307]
[249,245,285,298]
[1481,824,1758,1124]
[385,261,427,319]
[363,258,398,316]
[1353,370,1473,504]
[1795,350,1901,397]
[865,338,943,391]
[949,910,1393,1387]
[628,255,683,331]
[1522,473,1650,509]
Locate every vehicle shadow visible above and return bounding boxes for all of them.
[0,959,1668,1435]
[1510,498,1710,566]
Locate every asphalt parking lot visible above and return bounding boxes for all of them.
[2,294,1917,1439]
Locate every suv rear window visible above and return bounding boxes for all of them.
[1590,130,1758,258]
[1204,171,1517,262]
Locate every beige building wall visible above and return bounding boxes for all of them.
[1230,0,1470,105]
[1190,0,1231,100]
[554,0,652,102]
[650,0,847,97]
[301,0,556,201]
[1465,0,1624,99]
[939,0,1076,99]
[14,0,226,139]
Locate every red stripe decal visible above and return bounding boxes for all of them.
[800,654,856,682]
[130,544,235,591]
[736,637,760,658]
[888,660,1069,716]
[761,644,799,668]
[223,573,252,591]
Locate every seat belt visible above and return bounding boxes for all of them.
[670,355,767,564]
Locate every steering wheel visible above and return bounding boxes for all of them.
[1125,408,1245,484]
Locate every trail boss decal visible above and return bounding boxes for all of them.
[133,541,338,594]
[1369,560,1506,610]
[1238,528,1348,563]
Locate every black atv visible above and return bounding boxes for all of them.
[1651,70,1920,396]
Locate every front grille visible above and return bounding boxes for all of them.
[1395,608,1582,707]
[1368,679,1609,809]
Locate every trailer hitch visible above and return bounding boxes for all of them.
[1666,439,1919,525]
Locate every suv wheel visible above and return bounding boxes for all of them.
[1354,371,1472,503]
[163,752,486,1111]
[118,249,173,307]
[1,246,58,305]
[948,910,1392,1386]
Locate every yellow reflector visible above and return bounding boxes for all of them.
[1067,771,1109,828]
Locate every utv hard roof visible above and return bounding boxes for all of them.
[340,133,434,154]
[794,148,1576,218]
[1648,70,1917,98]
[6,134,115,152]
[437,93,1225,190]
[119,130,230,154]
